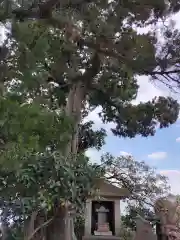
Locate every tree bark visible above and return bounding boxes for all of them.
[45,204,73,240]
[0,221,9,240]
[65,81,86,157]
[64,52,101,158]
[24,211,38,240]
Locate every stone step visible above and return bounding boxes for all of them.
[83,236,120,240]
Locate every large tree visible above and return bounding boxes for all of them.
[0,0,179,150]
[0,0,179,239]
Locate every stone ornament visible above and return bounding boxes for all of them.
[134,215,157,240]
[94,205,112,235]
[154,195,180,240]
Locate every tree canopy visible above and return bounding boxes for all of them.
[0,0,180,141]
[0,0,179,239]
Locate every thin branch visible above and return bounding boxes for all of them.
[39,0,59,11]
[12,0,60,18]
[149,69,180,76]
[148,69,180,91]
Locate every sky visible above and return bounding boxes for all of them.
[84,12,180,201]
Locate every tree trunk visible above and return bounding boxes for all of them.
[24,211,38,240]
[46,206,67,240]
[46,203,76,240]
[65,52,101,158]
[65,81,86,157]
[0,221,9,240]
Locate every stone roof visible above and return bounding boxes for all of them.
[91,178,130,199]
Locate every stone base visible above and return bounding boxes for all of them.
[94,231,112,236]
[83,236,120,240]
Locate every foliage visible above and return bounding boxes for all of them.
[78,121,106,153]
[74,215,85,240]
[119,224,135,240]
[121,206,155,231]
[0,153,103,217]
[102,153,169,205]
[101,153,170,230]
[0,96,72,168]
[0,0,179,239]
[0,95,105,239]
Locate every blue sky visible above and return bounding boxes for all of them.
[103,124,180,171]
[85,76,180,196]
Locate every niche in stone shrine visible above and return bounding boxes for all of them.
[91,201,115,236]
[83,178,130,239]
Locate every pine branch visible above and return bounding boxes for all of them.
[12,0,60,20]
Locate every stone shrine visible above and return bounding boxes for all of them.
[83,178,130,240]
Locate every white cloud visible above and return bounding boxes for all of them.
[83,107,102,127]
[83,106,115,133]
[85,148,102,164]
[147,151,167,160]
[120,151,132,157]
[133,75,180,106]
[176,137,180,142]
[133,76,166,104]
[172,12,180,28]
[0,24,6,44]
[160,170,180,195]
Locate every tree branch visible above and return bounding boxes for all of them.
[148,69,180,76]
[27,216,54,240]
[39,0,60,11]
[147,69,180,90]
[58,0,94,9]
[12,0,60,20]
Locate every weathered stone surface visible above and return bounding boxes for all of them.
[82,236,120,240]
[154,196,180,239]
[134,215,157,240]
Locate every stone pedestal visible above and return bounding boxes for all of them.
[114,200,121,236]
[95,206,112,236]
[83,236,121,240]
[85,199,92,236]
